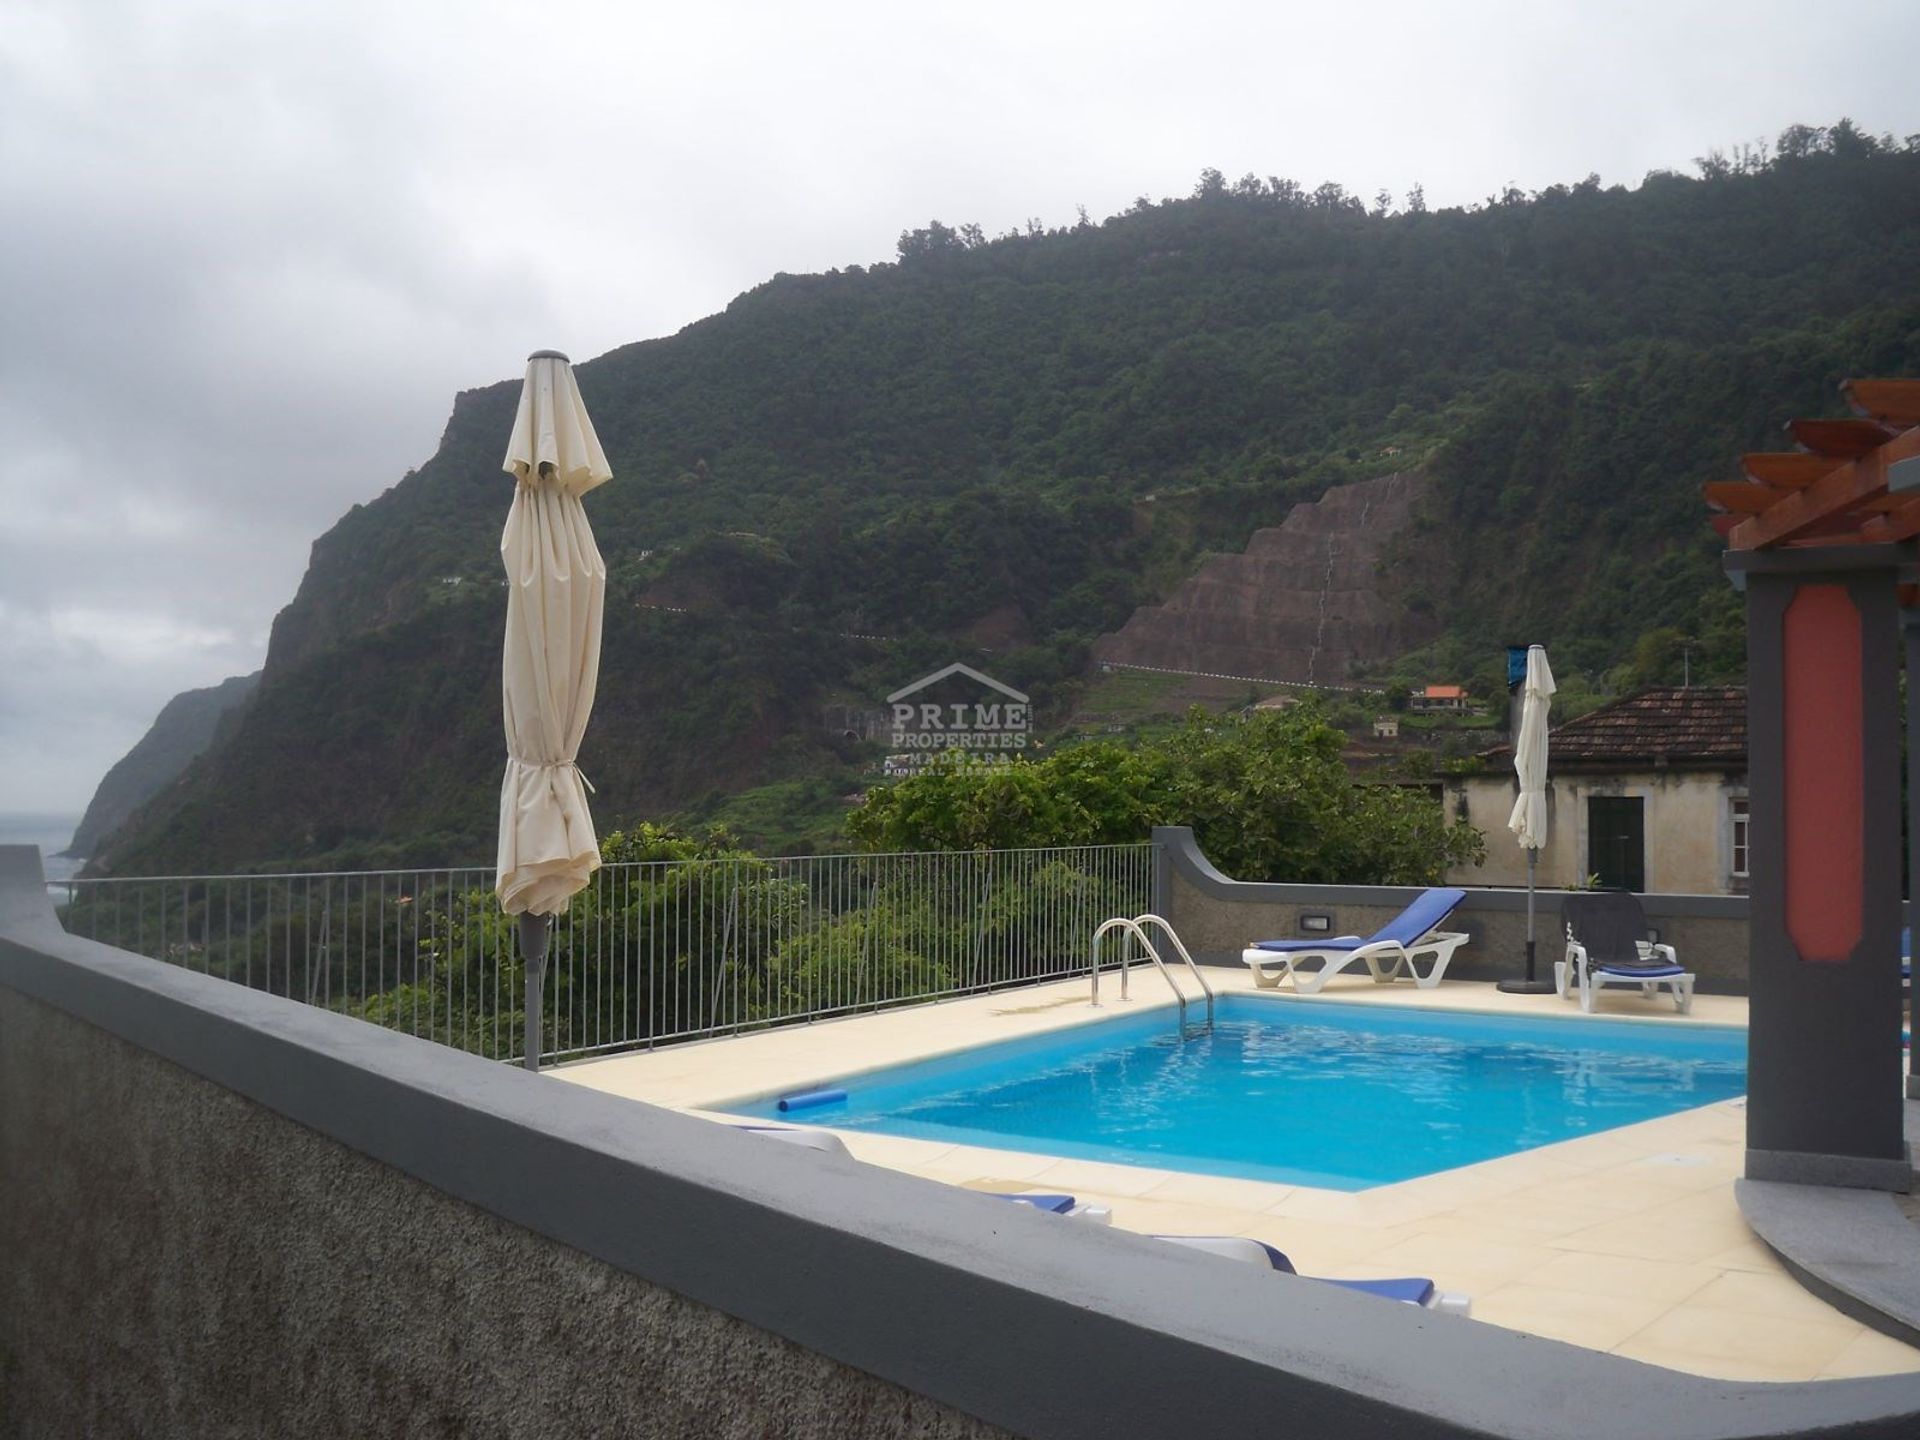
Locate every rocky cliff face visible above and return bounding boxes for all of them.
[67,672,260,857]
[1092,471,1435,685]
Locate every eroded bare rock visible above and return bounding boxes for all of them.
[1092,471,1434,685]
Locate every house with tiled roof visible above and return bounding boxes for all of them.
[1409,683,1472,713]
[1444,686,1748,895]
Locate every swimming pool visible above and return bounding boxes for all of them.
[731,996,1747,1190]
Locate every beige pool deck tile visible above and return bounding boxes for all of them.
[1611,1305,1861,1382]
[1139,1171,1295,1210]
[1363,1232,1566,1294]
[1425,1150,1595,1191]
[1604,1153,1744,1194]
[1684,1269,1889,1326]
[1470,1284,1678,1351]
[1432,1200,1630,1242]
[1502,1173,1700,1215]
[1026,1157,1175,1198]
[1816,1327,1920,1379]
[1700,1237,1787,1274]
[909,1146,1062,1184]
[1645,1186,1758,1225]
[1262,1185,1439,1226]
[830,1132,957,1168]
[1101,1196,1266,1237]
[1521,1251,1721,1305]
[557,973,1920,1381]
[1549,1211,1753,1264]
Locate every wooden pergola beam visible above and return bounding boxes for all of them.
[1856,493,1920,546]
[1704,481,1788,514]
[1846,378,1920,428]
[1729,425,1920,550]
[1788,417,1900,459]
[1743,453,1841,488]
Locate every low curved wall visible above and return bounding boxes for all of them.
[5,845,1918,1439]
[1153,825,1754,990]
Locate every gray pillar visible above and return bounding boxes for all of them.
[1908,613,1920,1102]
[1150,828,1172,926]
[1733,546,1912,1190]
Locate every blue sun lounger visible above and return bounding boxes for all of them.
[1556,892,1694,1015]
[1156,1235,1470,1315]
[1240,887,1469,993]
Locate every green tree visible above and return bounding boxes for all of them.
[850,706,1484,884]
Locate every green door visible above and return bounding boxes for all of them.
[1588,795,1646,892]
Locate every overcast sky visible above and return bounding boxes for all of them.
[2,0,1915,820]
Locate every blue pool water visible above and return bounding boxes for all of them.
[733,997,1747,1190]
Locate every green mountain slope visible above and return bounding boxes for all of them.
[65,671,260,858]
[93,128,1920,873]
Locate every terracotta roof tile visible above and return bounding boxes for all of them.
[1482,686,1746,767]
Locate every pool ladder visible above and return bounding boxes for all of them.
[1090,914,1214,1025]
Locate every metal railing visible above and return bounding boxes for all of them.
[1090,913,1214,1024]
[52,843,1154,1066]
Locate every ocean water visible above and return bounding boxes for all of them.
[735,996,1747,1191]
[0,813,84,884]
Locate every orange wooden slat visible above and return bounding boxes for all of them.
[1844,379,1920,428]
[1788,417,1899,460]
[1730,425,1920,550]
[1703,481,1787,514]
[1742,452,1840,487]
[1709,514,1741,538]
[1793,513,1879,544]
[1856,494,1920,546]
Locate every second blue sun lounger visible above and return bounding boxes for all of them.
[1240,887,1469,993]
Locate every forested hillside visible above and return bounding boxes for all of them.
[93,122,1920,873]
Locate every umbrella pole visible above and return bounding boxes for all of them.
[1526,848,1537,980]
[1498,846,1557,994]
[520,912,551,1072]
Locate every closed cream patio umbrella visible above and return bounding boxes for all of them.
[496,350,611,1068]
[1497,643,1557,994]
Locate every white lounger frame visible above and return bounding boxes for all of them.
[1555,940,1695,1014]
[1238,928,1470,994]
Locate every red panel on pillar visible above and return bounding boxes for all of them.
[1782,584,1864,963]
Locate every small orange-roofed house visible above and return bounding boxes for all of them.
[1409,683,1472,713]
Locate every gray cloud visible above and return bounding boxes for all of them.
[3,0,1915,815]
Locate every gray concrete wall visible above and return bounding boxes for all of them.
[0,985,1009,1440]
[7,844,1920,1440]
[1156,826,1753,990]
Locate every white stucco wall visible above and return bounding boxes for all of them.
[1445,769,1747,895]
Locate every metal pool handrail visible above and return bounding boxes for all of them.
[1132,913,1214,1023]
[1089,914,1212,1023]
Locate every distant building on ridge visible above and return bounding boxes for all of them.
[1409,684,1472,713]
